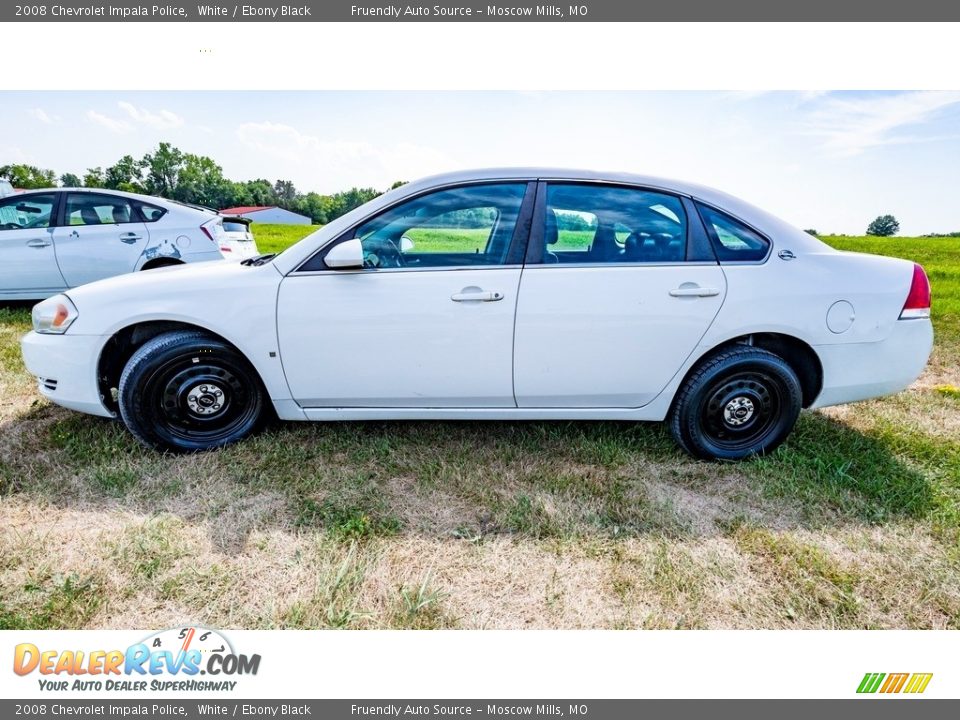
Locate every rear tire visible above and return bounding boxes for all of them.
[118,330,265,452]
[669,346,802,460]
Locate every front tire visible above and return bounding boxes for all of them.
[118,330,265,452]
[669,346,802,461]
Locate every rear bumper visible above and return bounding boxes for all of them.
[810,318,933,409]
[20,331,113,418]
[219,239,259,260]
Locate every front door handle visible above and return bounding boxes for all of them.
[26,238,52,248]
[669,286,720,298]
[451,290,504,302]
[120,233,142,244]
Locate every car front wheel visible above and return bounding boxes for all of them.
[118,329,266,452]
[669,346,802,461]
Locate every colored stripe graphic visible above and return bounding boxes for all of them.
[857,672,932,694]
[857,673,885,693]
[904,674,933,694]
[880,673,909,693]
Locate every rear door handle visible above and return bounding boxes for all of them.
[26,238,52,248]
[120,233,142,244]
[669,286,720,298]
[451,291,504,302]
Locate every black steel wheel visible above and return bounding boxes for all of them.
[669,346,802,460]
[118,330,266,452]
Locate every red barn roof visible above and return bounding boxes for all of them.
[219,205,275,215]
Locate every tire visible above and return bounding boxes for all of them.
[668,346,802,461]
[118,329,266,452]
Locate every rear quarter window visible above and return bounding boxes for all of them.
[696,203,770,262]
[137,202,167,222]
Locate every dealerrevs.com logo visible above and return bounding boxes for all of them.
[857,673,933,695]
[13,627,260,693]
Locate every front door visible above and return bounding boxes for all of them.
[52,192,150,287]
[277,181,534,407]
[0,192,66,296]
[513,182,727,408]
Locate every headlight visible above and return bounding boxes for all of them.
[32,295,79,334]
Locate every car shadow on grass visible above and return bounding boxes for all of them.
[0,401,940,553]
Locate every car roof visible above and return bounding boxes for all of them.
[13,187,209,213]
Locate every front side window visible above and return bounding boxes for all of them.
[337,183,528,269]
[538,184,687,264]
[697,204,770,262]
[0,193,56,231]
[65,193,137,227]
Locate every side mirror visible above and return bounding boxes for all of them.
[324,238,364,269]
[400,236,415,252]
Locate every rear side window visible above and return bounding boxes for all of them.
[697,204,770,262]
[66,193,137,226]
[538,184,687,264]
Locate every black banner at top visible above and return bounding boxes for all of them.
[4,0,960,22]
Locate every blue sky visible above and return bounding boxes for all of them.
[2,91,958,235]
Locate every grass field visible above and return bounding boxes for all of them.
[1,229,958,630]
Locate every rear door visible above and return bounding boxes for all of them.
[513,182,727,408]
[51,192,150,286]
[0,192,66,295]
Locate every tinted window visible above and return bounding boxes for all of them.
[222,221,250,233]
[137,202,167,223]
[343,183,528,269]
[0,194,56,231]
[539,184,687,264]
[66,193,137,226]
[697,204,770,262]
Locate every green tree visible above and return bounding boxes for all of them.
[866,215,900,237]
[176,153,230,207]
[0,163,57,189]
[103,155,146,193]
[83,167,105,188]
[143,142,184,197]
[60,172,82,188]
[274,179,297,207]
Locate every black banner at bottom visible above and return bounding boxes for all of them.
[1,700,956,719]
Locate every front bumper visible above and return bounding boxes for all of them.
[20,331,114,418]
[810,318,934,409]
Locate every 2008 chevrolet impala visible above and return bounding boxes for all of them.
[20,169,933,459]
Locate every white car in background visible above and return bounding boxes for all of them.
[0,188,259,300]
[21,169,933,460]
[219,215,257,256]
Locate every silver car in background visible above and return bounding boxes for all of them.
[0,188,259,300]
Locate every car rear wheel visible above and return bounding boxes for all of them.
[668,346,802,460]
[118,330,265,452]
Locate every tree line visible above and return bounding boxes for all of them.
[0,143,406,225]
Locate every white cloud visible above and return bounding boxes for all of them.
[802,91,960,156]
[86,110,131,133]
[234,121,453,190]
[118,101,184,130]
[28,108,57,125]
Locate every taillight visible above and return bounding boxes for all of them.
[900,263,931,319]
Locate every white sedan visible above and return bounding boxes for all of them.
[20,169,933,460]
[0,188,259,300]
